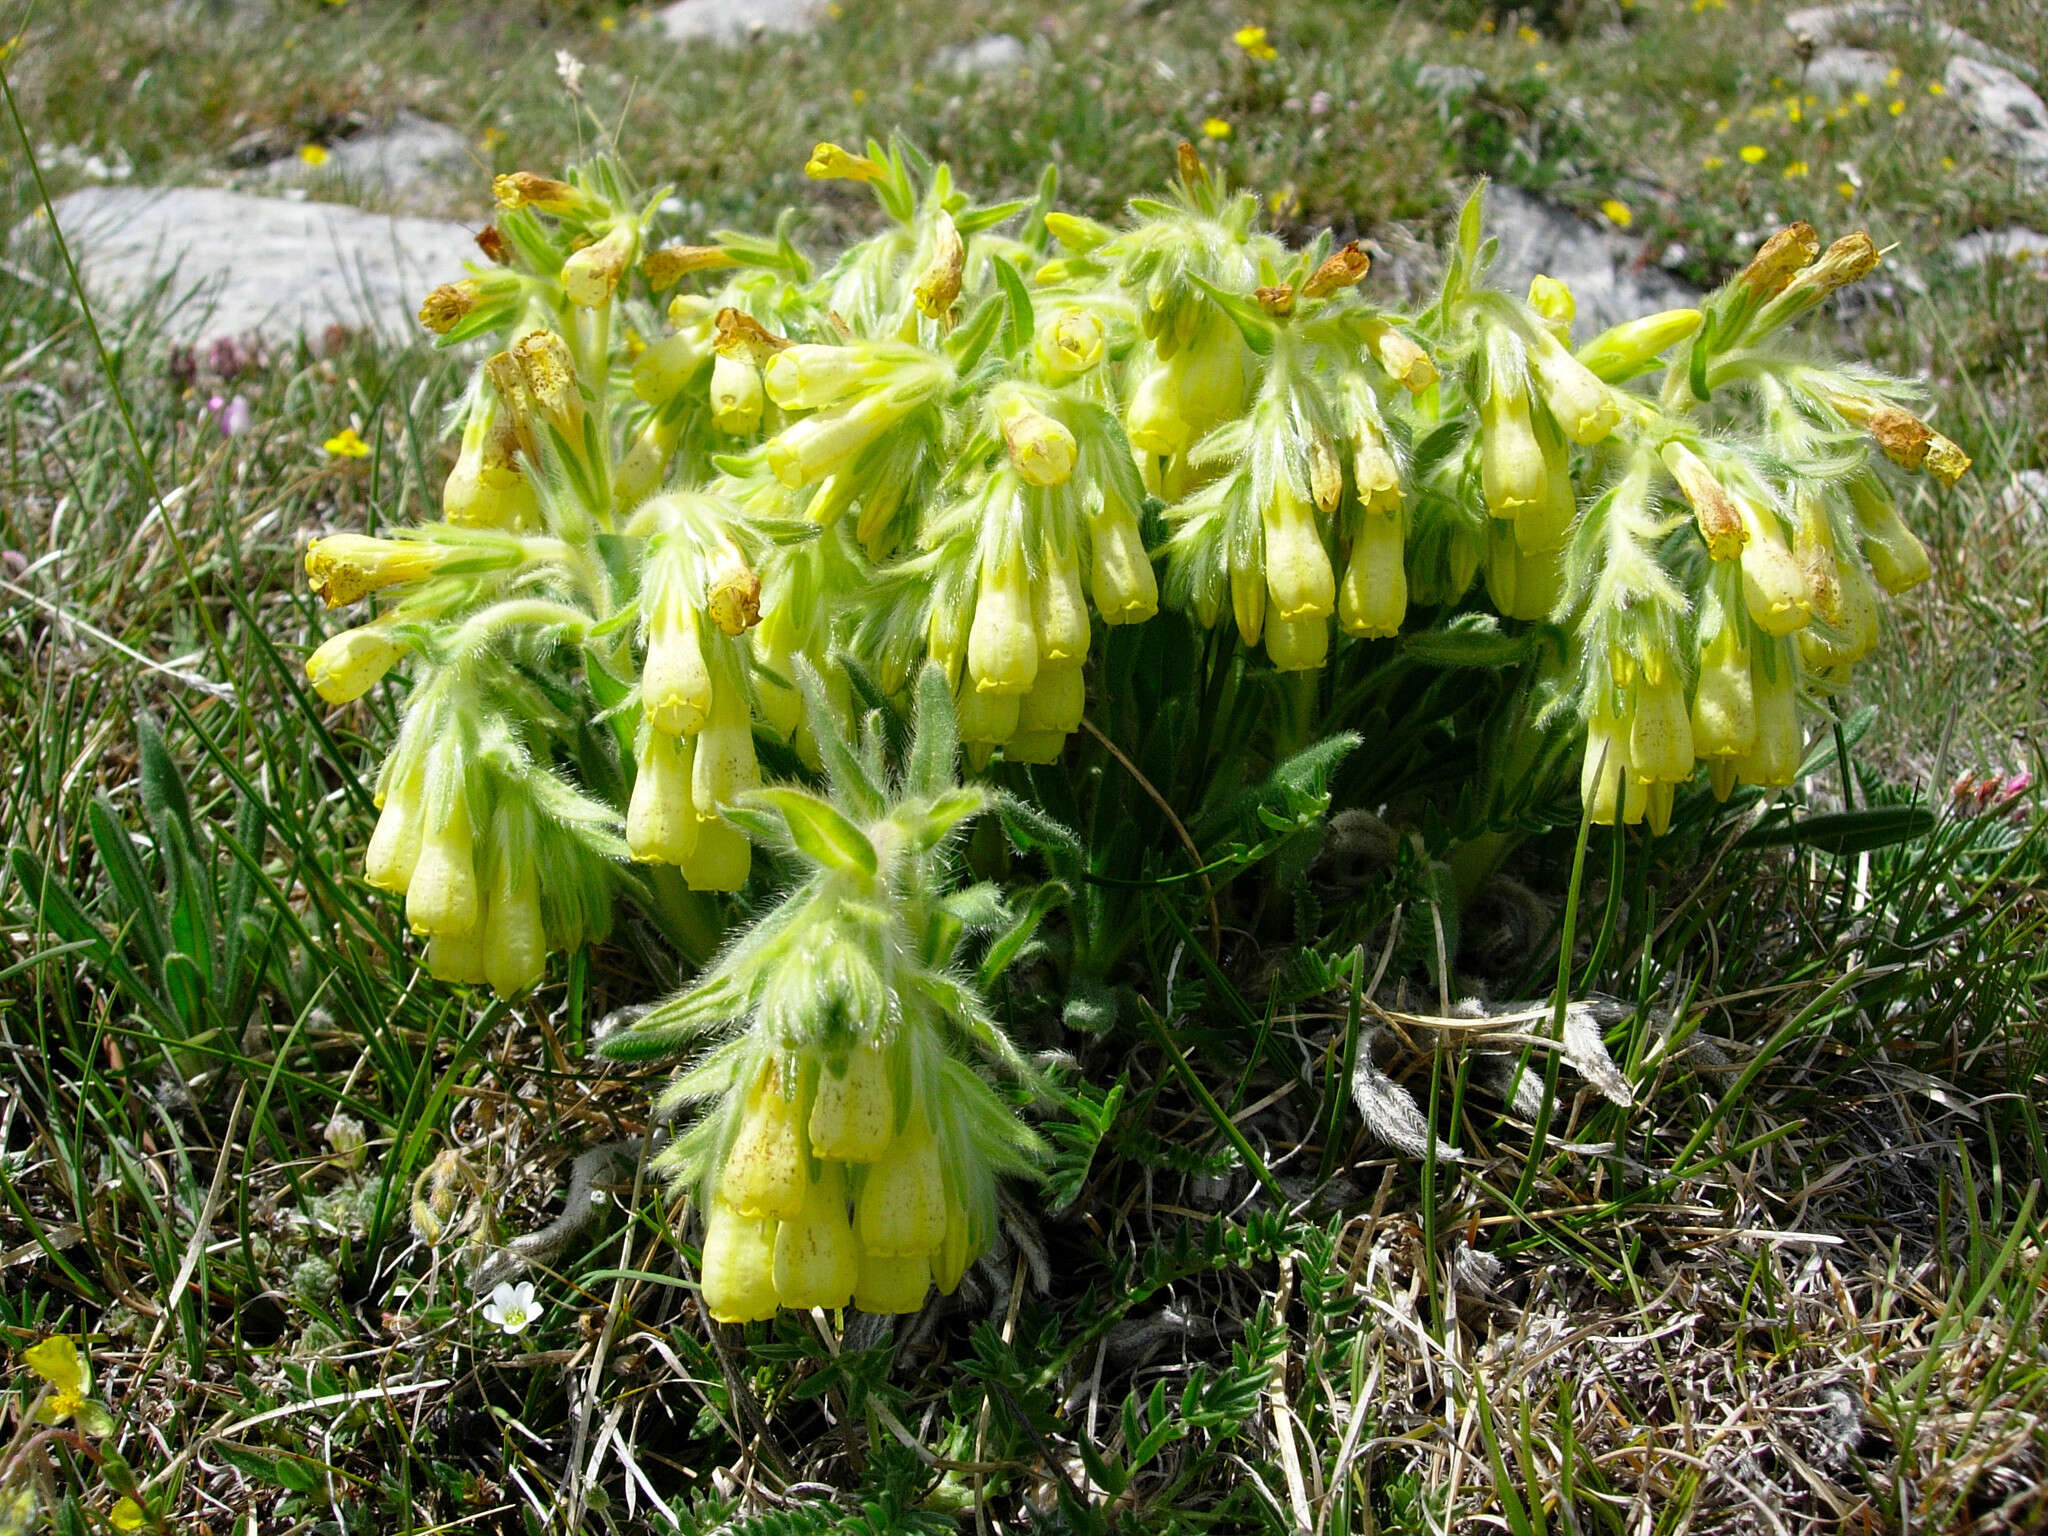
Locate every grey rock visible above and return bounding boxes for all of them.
[1995,471,2048,537]
[1804,46,1891,97]
[652,0,823,44]
[1783,4,2037,81]
[25,186,477,349]
[1415,62,1488,97]
[1945,226,2048,271]
[261,112,471,207]
[1481,186,1700,335]
[931,33,1028,78]
[1944,57,2048,178]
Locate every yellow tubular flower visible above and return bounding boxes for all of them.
[418,280,480,336]
[1735,222,1820,303]
[933,1207,973,1295]
[633,330,711,408]
[772,1164,860,1310]
[1339,513,1407,638]
[627,729,699,865]
[1480,374,1545,518]
[1265,611,1330,671]
[956,684,1022,745]
[1033,545,1091,663]
[1527,274,1576,334]
[1736,498,1811,635]
[1005,731,1068,765]
[809,1044,893,1161]
[1308,434,1344,514]
[1362,319,1437,392]
[685,817,753,893]
[1576,309,1702,383]
[1580,703,1628,825]
[1737,649,1802,787]
[1691,625,1756,761]
[1846,478,1931,593]
[306,624,407,704]
[1512,420,1576,554]
[1526,327,1619,444]
[710,355,765,436]
[1231,559,1266,647]
[1262,482,1336,620]
[721,1068,807,1220]
[968,548,1039,695]
[643,243,737,290]
[805,141,884,182]
[510,329,582,434]
[1018,664,1085,735]
[1660,443,1747,560]
[614,416,680,510]
[492,171,580,213]
[485,859,546,998]
[765,390,916,487]
[365,761,427,894]
[692,680,762,828]
[642,603,713,737]
[1350,417,1402,513]
[426,926,489,985]
[854,1250,932,1314]
[1627,672,1695,783]
[407,782,480,938]
[857,1128,947,1256]
[1089,501,1155,626]
[1123,363,1189,456]
[700,1197,781,1323]
[304,535,452,608]
[562,221,638,308]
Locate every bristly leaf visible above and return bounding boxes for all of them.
[748,787,878,877]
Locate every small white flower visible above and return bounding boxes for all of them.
[555,50,586,100]
[481,1280,539,1337]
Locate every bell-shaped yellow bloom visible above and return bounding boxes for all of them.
[561,221,638,308]
[1033,545,1091,663]
[701,1197,780,1324]
[305,535,452,608]
[772,1164,860,1311]
[857,1127,947,1257]
[1691,625,1756,762]
[968,548,1039,696]
[627,729,699,865]
[809,1043,894,1162]
[407,782,480,938]
[484,859,547,998]
[1735,648,1802,788]
[1339,514,1407,638]
[1017,664,1085,735]
[1736,498,1811,636]
[1088,500,1158,624]
[1262,483,1335,622]
[365,759,427,895]
[710,355,765,436]
[642,603,712,738]
[1627,671,1695,784]
[854,1250,932,1315]
[721,1069,807,1221]
[1264,611,1329,672]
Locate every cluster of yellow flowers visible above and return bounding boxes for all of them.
[302,141,1963,980]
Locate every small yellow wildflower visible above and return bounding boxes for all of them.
[479,126,506,151]
[1601,198,1634,228]
[1517,25,1540,43]
[1714,116,1731,132]
[1740,144,1767,164]
[1534,60,1552,74]
[1703,154,1727,170]
[1837,180,1856,198]
[1853,91,1870,106]
[1783,160,1809,179]
[1888,99,1905,116]
[23,1337,113,1434]
[1927,80,1945,96]
[1885,66,1902,86]
[1787,103,1803,123]
[300,144,330,167]
[1202,117,1232,139]
[1233,25,1277,60]
[324,427,372,459]
[0,32,24,62]
[1941,155,1955,170]
[110,1500,148,1533]
[851,88,867,105]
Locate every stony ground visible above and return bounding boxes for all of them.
[1,2,2044,1533]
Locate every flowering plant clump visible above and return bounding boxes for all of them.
[303,137,1964,1319]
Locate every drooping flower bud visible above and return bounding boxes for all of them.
[1525,326,1618,445]
[484,854,547,999]
[809,1044,893,1162]
[1846,477,1931,593]
[997,394,1078,487]
[306,624,407,704]
[1735,496,1811,636]
[1480,364,1545,519]
[710,355,765,436]
[1033,543,1091,663]
[1264,611,1330,672]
